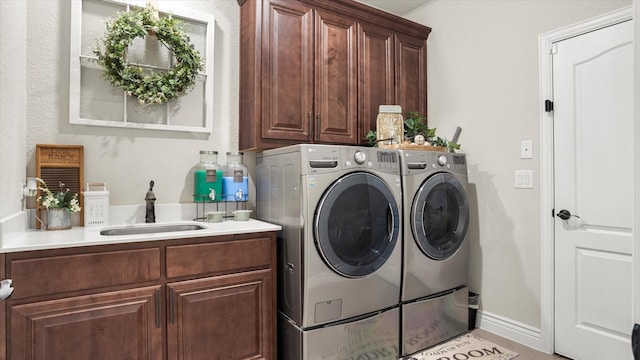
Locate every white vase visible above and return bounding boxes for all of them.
[47,208,71,230]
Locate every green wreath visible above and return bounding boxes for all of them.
[93,6,203,105]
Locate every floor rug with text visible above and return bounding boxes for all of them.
[402,333,519,360]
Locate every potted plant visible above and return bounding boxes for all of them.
[38,180,82,230]
[434,136,462,153]
[403,111,436,144]
[365,130,378,147]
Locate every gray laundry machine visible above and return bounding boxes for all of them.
[256,144,402,359]
[398,150,470,356]
[279,307,399,360]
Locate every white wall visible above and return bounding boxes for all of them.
[0,1,28,220]
[13,0,240,210]
[406,0,631,331]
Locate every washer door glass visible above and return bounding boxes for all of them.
[412,172,469,260]
[315,172,400,278]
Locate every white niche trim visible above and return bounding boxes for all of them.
[69,0,215,133]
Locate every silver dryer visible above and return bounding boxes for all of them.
[257,144,403,360]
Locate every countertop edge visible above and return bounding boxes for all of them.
[0,219,282,253]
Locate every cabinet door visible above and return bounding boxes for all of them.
[314,9,359,144]
[358,22,395,144]
[261,0,314,143]
[167,269,274,360]
[10,286,162,360]
[395,33,427,116]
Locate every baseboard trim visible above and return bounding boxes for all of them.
[477,310,550,354]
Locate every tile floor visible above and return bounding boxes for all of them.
[472,328,569,359]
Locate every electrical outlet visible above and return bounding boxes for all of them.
[521,140,533,159]
[515,170,533,189]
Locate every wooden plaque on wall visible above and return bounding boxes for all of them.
[35,144,84,228]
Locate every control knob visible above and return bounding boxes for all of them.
[437,155,448,166]
[354,151,366,164]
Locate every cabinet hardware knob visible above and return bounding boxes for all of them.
[155,289,161,328]
[0,279,14,300]
[169,287,175,324]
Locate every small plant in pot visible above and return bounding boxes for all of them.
[365,130,378,147]
[37,179,81,230]
[404,112,462,152]
[404,111,435,144]
[38,180,82,213]
[434,136,462,153]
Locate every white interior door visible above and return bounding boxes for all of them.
[553,20,634,360]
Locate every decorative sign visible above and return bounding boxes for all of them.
[36,144,84,228]
[376,105,404,149]
[37,146,83,166]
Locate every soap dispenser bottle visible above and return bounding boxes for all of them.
[194,151,222,202]
[222,152,248,201]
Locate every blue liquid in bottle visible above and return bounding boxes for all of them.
[222,176,249,201]
[222,152,248,202]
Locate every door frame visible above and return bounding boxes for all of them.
[538,5,633,354]
[634,1,640,344]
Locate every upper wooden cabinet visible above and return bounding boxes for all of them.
[238,0,431,150]
[358,22,395,147]
[396,33,428,117]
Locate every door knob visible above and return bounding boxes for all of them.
[557,209,577,220]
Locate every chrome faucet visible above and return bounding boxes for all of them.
[145,180,156,223]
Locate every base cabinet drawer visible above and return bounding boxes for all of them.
[166,236,272,279]
[9,248,161,299]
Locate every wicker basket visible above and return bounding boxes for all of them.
[399,141,447,152]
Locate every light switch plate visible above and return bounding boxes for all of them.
[521,140,533,159]
[515,170,533,189]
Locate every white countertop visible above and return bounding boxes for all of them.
[0,218,281,253]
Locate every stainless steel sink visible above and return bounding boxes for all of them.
[100,223,207,236]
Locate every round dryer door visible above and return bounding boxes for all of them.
[412,172,469,260]
[315,172,400,278]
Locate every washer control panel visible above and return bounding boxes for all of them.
[401,151,467,175]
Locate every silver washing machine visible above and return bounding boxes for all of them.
[257,144,402,360]
[399,150,470,356]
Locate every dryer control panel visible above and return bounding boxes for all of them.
[294,144,401,175]
[341,147,400,175]
[400,151,467,175]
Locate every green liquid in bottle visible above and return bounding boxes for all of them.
[194,169,222,202]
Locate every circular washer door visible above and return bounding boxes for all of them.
[412,172,469,260]
[315,172,400,278]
